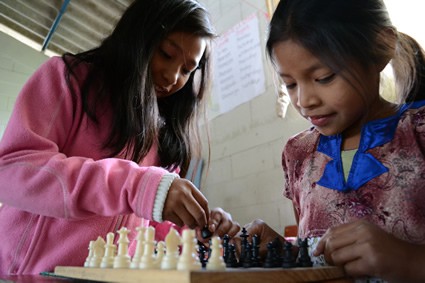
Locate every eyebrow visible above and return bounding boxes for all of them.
[166,39,198,70]
[278,62,325,78]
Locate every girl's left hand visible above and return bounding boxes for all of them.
[313,219,425,282]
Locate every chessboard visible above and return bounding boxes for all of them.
[53,225,351,283]
[53,265,350,283]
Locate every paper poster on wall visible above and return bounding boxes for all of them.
[208,13,266,119]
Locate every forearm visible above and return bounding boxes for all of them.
[403,243,425,283]
[385,242,425,283]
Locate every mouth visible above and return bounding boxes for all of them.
[154,85,169,96]
[307,114,335,127]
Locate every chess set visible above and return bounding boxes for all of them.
[52,226,350,283]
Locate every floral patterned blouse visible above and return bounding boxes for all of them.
[282,101,425,249]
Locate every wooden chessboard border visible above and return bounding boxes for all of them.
[54,265,351,283]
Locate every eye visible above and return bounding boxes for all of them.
[181,68,191,76]
[316,73,335,84]
[283,81,296,90]
[160,49,171,59]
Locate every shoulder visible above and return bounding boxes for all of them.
[284,127,320,155]
[282,127,320,170]
[400,101,425,131]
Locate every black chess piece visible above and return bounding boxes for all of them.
[226,244,239,268]
[238,227,249,267]
[297,238,313,267]
[281,241,297,268]
[250,234,262,267]
[201,226,212,239]
[240,228,249,248]
[222,234,230,263]
[241,242,252,268]
[263,242,278,268]
[197,241,208,268]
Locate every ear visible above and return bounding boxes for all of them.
[376,27,397,72]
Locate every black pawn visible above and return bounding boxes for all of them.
[297,238,313,267]
[242,242,252,268]
[263,242,278,268]
[226,244,239,268]
[281,241,297,268]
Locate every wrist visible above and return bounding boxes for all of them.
[152,172,180,222]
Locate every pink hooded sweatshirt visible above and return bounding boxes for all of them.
[0,57,177,274]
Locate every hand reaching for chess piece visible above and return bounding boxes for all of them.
[233,219,286,260]
[197,207,240,244]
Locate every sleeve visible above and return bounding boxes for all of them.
[0,57,169,221]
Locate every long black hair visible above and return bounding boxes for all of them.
[266,0,425,105]
[63,0,215,176]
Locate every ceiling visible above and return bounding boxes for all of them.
[0,0,134,56]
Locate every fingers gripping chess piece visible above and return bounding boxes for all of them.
[206,236,226,271]
[161,228,181,270]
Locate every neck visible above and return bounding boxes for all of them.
[341,98,397,150]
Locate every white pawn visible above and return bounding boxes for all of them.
[89,237,106,268]
[139,226,157,269]
[130,227,146,269]
[101,232,116,268]
[206,236,226,270]
[113,227,131,269]
[177,229,201,271]
[161,228,181,270]
[84,240,95,267]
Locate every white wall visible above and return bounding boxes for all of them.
[0,32,48,138]
[199,0,309,234]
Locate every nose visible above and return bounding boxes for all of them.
[296,84,319,109]
[163,68,179,87]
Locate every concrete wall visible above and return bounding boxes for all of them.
[199,0,309,234]
[0,32,48,138]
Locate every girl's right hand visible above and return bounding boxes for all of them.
[162,178,209,229]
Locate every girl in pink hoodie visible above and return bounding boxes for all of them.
[0,0,240,275]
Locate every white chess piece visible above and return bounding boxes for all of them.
[89,236,106,268]
[206,236,226,270]
[177,229,201,271]
[139,226,157,269]
[130,226,146,269]
[154,241,165,269]
[100,232,116,268]
[113,227,131,268]
[161,228,181,270]
[84,240,95,267]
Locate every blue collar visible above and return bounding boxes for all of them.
[316,100,425,192]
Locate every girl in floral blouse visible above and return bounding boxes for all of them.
[241,0,425,282]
